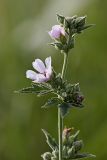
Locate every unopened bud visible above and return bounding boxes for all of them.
[63,127,74,139]
[76,16,87,27]
[73,140,83,152]
[48,25,66,40]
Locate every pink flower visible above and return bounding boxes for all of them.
[26,57,52,83]
[48,25,65,39]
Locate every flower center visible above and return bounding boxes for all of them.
[43,72,47,77]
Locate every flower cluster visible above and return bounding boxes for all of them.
[41,128,95,160]
[49,14,93,53]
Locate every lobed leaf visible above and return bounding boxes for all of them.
[15,83,53,96]
[59,103,70,118]
[42,97,62,108]
[74,153,96,159]
[68,130,80,146]
[42,129,58,151]
[32,82,52,90]
[37,90,53,97]
[14,86,41,94]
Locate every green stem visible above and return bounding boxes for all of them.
[58,107,63,160]
[61,52,68,79]
[58,52,68,160]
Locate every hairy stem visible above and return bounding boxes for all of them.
[61,52,68,79]
[58,52,68,160]
[58,107,63,160]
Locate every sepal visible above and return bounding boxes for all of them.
[49,42,63,50]
[57,14,65,25]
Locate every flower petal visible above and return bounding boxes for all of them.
[32,59,45,73]
[49,25,61,39]
[48,31,52,37]
[60,27,65,36]
[45,56,52,77]
[52,25,61,30]
[45,56,51,69]
[33,74,48,83]
[26,70,37,80]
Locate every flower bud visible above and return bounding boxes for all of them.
[62,127,74,139]
[76,95,84,104]
[48,25,66,43]
[75,16,86,27]
[63,127,74,145]
[66,15,77,29]
[73,140,83,152]
[63,127,72,138]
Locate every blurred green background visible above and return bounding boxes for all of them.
[0,0,107,159]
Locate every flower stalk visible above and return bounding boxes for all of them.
[58,107,63,160]
[58,52,69,160]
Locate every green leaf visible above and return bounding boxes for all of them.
[62,146,68,158]
[32,82,52,90]
[41,152,52,160]
[59,103,70,118]
[42,129,58,151]
[82,24,95,30]
[52,150,59,158]
[75,153,96,159]
[72,103,84,108]
[68,130,80,145]
[67,146,75,158]
[14,86,41,94]
[37,90,53,97]
[42,97,62,108]
[49,42,63,50]
[76,16,87,27]
[74,83,80,92]
[56,14,65,25]
[77,24,95,33]
[15,84,53,96]
[68,36,75,49]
